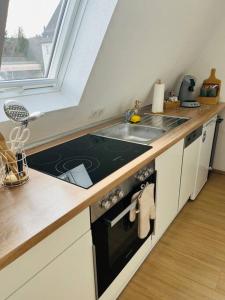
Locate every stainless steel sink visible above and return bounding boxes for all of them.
[93,114,189,145]
[93,123,166,145]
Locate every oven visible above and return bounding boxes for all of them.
[91,162,156,298]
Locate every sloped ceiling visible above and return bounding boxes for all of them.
[2,0,225,144]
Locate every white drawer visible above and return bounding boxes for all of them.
[0,208,90,300]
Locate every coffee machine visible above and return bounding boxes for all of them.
[175,75,200,108]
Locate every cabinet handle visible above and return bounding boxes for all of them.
[202,131,207,142]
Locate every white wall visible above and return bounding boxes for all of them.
[188,15,225,171]
[1,0,225,150]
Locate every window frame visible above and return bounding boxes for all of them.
[0,0,87,99]
[0,1,9,66]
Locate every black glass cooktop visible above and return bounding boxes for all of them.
[27,134,151,189]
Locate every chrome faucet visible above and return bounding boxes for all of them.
[125,100,141,122]
[125,109,135,122]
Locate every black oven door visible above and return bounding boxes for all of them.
[92,174,155,297]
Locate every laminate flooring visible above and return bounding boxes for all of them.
[119,173,225,300]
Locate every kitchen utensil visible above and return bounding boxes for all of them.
[0,148,19,179]
[24,111,44,123]
[9,126,30,175]
[9,126,30,152]
[0,155,4,183]
[4,100,44,126]
[4,100,29,124]
[4,100,43,177]
[197,69,221,105]
[0,145,29,187]
[0,133,19,180]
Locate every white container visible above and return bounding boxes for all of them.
[152,80,165,113]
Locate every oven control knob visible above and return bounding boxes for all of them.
[116,189,124,199]
[110,194,119,204]
[137,174,145,181]
[148,167,154,175]
[144,170,149,178]
[101,199,111,210]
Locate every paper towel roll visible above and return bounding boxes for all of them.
[152,80,165,113]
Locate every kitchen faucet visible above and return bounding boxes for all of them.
[125,100,142,122]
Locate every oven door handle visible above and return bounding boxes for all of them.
[104,201,137,228]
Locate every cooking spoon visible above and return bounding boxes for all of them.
[0,132,19,179]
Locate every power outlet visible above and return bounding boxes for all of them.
[90,108,104,119]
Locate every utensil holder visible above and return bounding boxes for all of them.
[0,143,29,188]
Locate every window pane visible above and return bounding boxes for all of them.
[0,0,63,81]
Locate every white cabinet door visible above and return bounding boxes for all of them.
[191,117,216,199]
[179,136,201,211]
[0,208,91,300]
[152,139,184,245]
[8,231,96,300]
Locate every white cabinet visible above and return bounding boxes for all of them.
[0,208,96,300]
[191,116,217,199]
[152,139,184,245]
[7,231,96,300]
[178,128,202,211]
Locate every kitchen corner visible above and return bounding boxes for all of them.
[1,1,225,299]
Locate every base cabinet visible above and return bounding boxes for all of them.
[7,231,96,300]
[179,136,201,211]
[191,117,217,199]
[152,139,184,245]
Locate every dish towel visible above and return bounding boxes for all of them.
[129,191,140,222]
[129,183,156,239]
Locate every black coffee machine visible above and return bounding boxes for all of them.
[176,75,200,108]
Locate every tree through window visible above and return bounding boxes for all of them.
[0,0,64,81]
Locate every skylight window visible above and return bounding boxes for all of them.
[0,0,84,95]
[0,0,67,82]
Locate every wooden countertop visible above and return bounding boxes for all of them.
[0,103,225,270]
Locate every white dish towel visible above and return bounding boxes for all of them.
[129,182,156,239]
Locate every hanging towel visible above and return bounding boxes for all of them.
[129,191,140,222]
[138,183,155,239]
[129,182,156,238]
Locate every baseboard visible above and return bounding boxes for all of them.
[211,169,225,175]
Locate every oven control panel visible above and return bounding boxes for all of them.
[135,166,154,182]
[101,189,125,209]
[90,161,155,223]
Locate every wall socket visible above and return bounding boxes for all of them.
[90,108,104,119]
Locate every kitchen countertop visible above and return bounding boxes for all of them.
[0,103,225,271]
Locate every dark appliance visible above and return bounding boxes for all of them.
[176,75,200,108]
[91,161,156,298]
[26,134,151,189]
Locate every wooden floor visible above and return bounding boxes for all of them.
[119,173,225,300]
